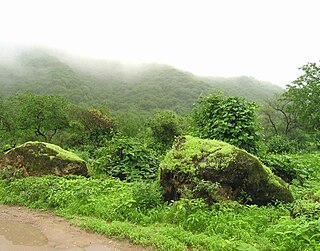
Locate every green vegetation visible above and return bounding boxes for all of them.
[1,92,70,145]
[0,50,282,120]
[69,107,116,147]
[0,49,319,250]
[0,153,319,250]
[200,76,283,102]
[0,51,98,104]
[0,92,115,149]
[17,141,84,162]
[160,136,293,205]
[285,62,320,143]
[260,62,319,153]
[146,110,186,151]
[91,135,159,181]
[192,94,260,153]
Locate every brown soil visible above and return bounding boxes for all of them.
[0,204,152,251]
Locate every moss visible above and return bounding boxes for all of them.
[17,141,84,162]
[0,141,87,177]
[160,136,294,205]
[160,135,237,174]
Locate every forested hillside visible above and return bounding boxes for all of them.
[0,51,102,104]
[200,76,283,102]
[1,47,319,251]
[1,1,319,249]
[0,49,283,116]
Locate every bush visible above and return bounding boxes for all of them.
[146,110,184,151]
[260,153,320,186]
[192,93,260,154]
[265,135,298,154]
[291,199,320,219]
[92,136,159,181]
[131,181,163,211]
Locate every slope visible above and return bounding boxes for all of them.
[0,49,283,116]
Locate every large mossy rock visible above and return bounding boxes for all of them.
[0,142,88,178]
[160,136,294,205]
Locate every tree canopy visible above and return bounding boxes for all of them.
[285,62,320,133]
[147,110,183,150]
[1,92,70,143]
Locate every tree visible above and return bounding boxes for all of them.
[192,93,260,153]
[285,62,320,134]
[0,98,7,132]
[72,107,116,145]
[9,92,70,142]
[0,98,17,149]
[147,110,184,150]
[1,96,26,147]
[259,95,300,153]
[260,94,298,137]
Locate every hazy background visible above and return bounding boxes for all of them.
[0,0,319,87]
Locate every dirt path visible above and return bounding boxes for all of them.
[0,204,151,251]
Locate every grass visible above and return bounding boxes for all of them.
[0,152,319,250]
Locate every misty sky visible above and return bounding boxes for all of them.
[0,0,319,87]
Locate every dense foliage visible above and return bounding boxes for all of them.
[1,50,319,250]
[200,75,283,102]
[0,152,319,251]
[69,107,116,146]
[0,92,70,145]
[192,93,260,153]
[0,50,282,117]
[260,62,320,152]
[146,110,185,151]
[92,136,159,181]
[0,92,117,150]
[285,62,320,142]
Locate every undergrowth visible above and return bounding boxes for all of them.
[0,152,319,250]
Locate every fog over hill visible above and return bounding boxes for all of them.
[0,47,283,116]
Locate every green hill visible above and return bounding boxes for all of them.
[0,49,283,116]
[199,76,283,102]
[0,50,103,104]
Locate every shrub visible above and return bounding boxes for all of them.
[192,93,260,154]
[146,110,183,151]
[265,135,298,154]
[92,136,159,181]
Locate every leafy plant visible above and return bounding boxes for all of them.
[192,93,260,153]
[92,136,159,181]
[146,110,183,151]
[70,107,116,146]
[265,135,298,154]
[285,62,320,135]
[0,151,319,251]
[131,181,163,211]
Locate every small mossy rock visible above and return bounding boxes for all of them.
[160,136,294,205]
[0,141,88,178]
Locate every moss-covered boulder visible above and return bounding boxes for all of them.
[0,142,88,178]
[160,136,294,205]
